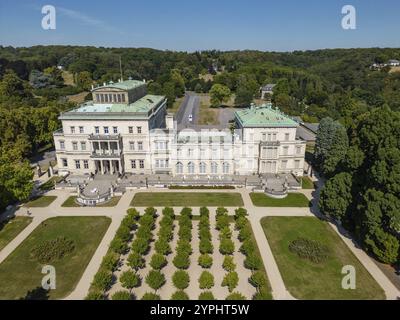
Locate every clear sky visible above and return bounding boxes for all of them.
[0,0,399,51]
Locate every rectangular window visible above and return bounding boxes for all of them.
[60,141,65,150]
[104,127,109,134]
[137,142,143,151]
[139,160,144,169]
[62,158,68,167]
[80,142,86,151]
[113,126,118,134]
[70,126,75,134]
[113,94,117,102]
[281,160,288,169]
[79,126,84,134]
[283,146,289,156]
[72,142,78,151]
[117,94,122,103]
[95,94,100,102]
[121,94,126,102]
[129,142,135,151]
[95,126,99,134]
[100,94,104,103]
[109,94,113,102]
[296,146,302,154]
[75,160,80,169]
[285,133,290,141]
[104,94,109,103]
[272,133,277,141]
[262,133,266,141]
[137,126,142,134]
[128,126,133,134]
[295,160,300,169]
[83,160,89,169]
[131,160,136,169]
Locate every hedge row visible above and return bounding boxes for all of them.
[85,208,140,300]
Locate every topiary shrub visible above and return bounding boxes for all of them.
[126,208,140,221]
[120,270,140,291]
[141,292,160,300]
[100,252,120,272]
[127,251,145,271]
[180,207,192,218]
[154,237,172,255]
[244,254,262,270]
[150,253,167,270]
[172,270,190,289]
[226,292,246,300]
[221,271,239,292]
[144,207,157,217]
[198,291,215,300]
[199,238,213,254]
[240,239,255,256]
[235,216,248,230]
[252,287,272,300]
[131,237,150,255]
[238,225,252,242]
[170,290,189,300]
[198,271,214,289]
[198,254,213,268]
[178,225,192,241]
[31,236,75,263]
[145,270,166,291]
[248,271,266,288]
[219,238,235,255]
[222,255,236,271]
[200,207,209,217]
[92,270,113,291]
[85,290,104,300]
[116,225,132,242]
[109,237,128,254]
[111,290,132,300]
[288,238,329,263]
[162,207,175,218]
[176,239,192,255]
[234,208,248,220]
[173,253,190,269]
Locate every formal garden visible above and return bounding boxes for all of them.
[86,206,271,300]
[0,216,111,299]
[261,216,385,299]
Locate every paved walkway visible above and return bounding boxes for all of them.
[0,183,398,300]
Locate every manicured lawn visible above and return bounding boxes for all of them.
[0,216,32,251]
[0,216,111,299]
[61,196,121,207]
[131,192,244,206]
[250,192,310,207]
[25,196,57,207]
[301,176,315,189]
[261,217,385,299]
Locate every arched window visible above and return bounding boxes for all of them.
[223,162,230,174]
[188,162,195,174]
[211,162,218,174]
[176,162,183,174]
[199,162,206,174]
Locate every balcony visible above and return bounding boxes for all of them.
[260,140,280,147]
[88,134,120,141]
[91,149,122,158]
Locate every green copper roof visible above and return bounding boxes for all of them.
[235,103,298,128]
[92,79,145,91]
[59,94,166,120]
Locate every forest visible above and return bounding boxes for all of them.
[0,45,399,264]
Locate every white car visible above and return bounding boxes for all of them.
[188,114,193,122]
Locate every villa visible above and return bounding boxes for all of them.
[53,79,306,204]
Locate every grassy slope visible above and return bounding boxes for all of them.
[261,216,385,299]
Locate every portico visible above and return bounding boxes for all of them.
[94,159,123,175]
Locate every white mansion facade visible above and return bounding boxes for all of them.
[53,80,306,178]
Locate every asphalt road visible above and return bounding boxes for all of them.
[176,92,200,130]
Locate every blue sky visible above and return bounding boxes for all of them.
[0,0,399,51]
